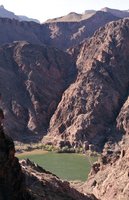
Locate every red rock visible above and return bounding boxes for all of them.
[44,19,129,150]
[0,41,76,141]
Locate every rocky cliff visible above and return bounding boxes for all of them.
[0,41,76,141]
[0,124,32,199]
[0,11,119,50]
[80,135,129,200]
[43,18,129,150]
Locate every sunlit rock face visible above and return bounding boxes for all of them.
[44,18,129,150]
[80,135,129,200]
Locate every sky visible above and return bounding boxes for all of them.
[0,0,129,23]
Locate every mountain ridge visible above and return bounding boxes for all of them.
[43,18,129,150]
[101,7,129,18]
[0,11,119,51]
[45,7,129,23]
[0,5,40,23]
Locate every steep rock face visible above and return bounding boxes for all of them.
[0,12,119,50]
[80,136,129,200]
[0,125,32,200]
[21,159,97,200]
[0,41,76,141]
[43,19,129,150]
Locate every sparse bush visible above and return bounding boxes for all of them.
[16,142,98,155]
[57,146,75,153]
[75,147,83,153]
[43,145,53,151]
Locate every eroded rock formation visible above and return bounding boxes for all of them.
[44,18,129,150]
[0,41,76,141]
[80,136,129,200]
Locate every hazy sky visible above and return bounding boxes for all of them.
[0,0,129,22]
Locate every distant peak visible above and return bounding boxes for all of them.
[101,7,110,11]
[0,5,5,9]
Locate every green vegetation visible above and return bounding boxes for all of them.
[15,142,46,152]
[18,152,97,181]
[15,143,93,154]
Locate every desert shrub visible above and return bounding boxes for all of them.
[75,147,83,153]
[57,146,75,153]
[43,145,53,151]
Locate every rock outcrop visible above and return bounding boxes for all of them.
[80,135,129,200]
[0,41,76,141]
[43,18,129,150]
[0,124,32,199]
